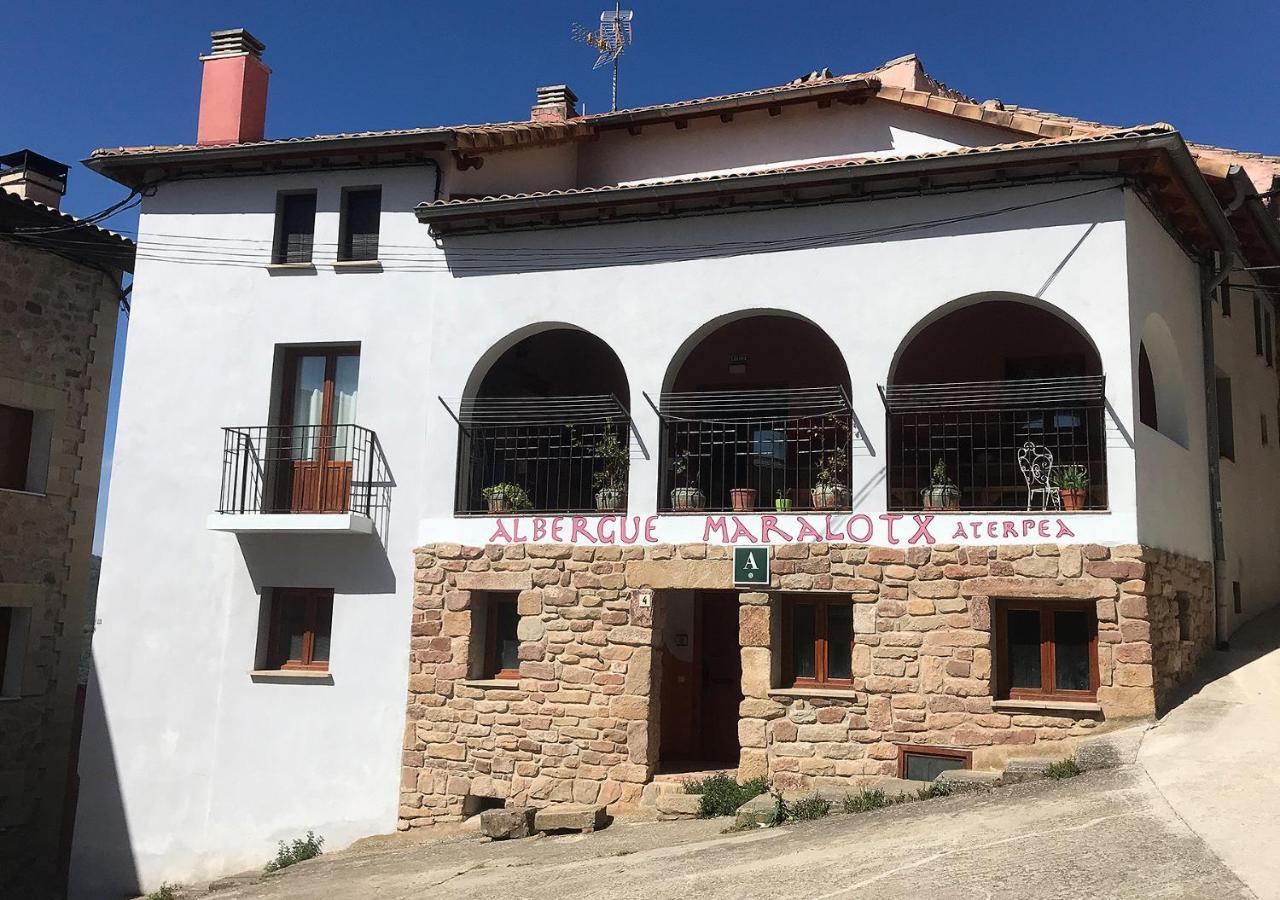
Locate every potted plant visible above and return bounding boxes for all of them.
[1052,465,1089,511]
[670,451,706,511]
[730,487,758,512]
[920,459,960,511]
[774,489,793,513]
[482,482,532,514]
[589,423,629,511]
[811,446,850,510]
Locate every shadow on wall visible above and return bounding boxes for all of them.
[235,532,397,596]
[68,657,139,899]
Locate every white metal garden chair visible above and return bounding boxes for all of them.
[1017,441,1061,511]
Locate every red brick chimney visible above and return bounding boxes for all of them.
[196,29,270,146]
[531,85,579,123]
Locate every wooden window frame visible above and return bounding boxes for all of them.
[994,598,1099,702]
[337,186,382,262]
[279,346,361,430]
[272,190,318,264]
[483,595,521,680]
[266,588,333,671]
[896,745,972,780]
[781,595,854,688]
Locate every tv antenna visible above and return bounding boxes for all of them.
[572,3,634,112]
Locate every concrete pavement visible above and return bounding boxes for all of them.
[1140,606,1280,900]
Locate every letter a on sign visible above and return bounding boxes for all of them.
[733,546,770,586]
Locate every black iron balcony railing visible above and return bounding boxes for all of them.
[884,376,1108,512]
[217,424,391,523]
[447,395,631,515]
[655,386,854,513]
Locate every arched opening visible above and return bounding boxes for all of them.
[456,326,630,514]
[886,298,1107,512]
[658,313,853,512]
[1138,314,1188,446]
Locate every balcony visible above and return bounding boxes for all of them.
[657,387,855,513]
[885,377,1108,512]
[451,395,631,515]
[208,424,390,534]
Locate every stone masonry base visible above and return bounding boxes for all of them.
[398,541,1212,828]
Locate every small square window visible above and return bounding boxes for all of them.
[898,746,972,781]
[781,595,853,687]
[264,588,333,671]
[995,599,1098,701]
[480,594,521,680]
[273,191,317,264]
[338,187,381,262]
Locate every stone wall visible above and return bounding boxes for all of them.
[400,540,1213,827]
[0,239,120,888]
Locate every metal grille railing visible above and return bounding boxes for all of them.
[656,387,854,512]
[217,424,390,523]
[448,395,631,515]
[884,377,1107,512]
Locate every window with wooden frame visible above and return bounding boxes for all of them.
[897,745,972,781]
[273,191,317,264]
[0,404,34,491]
[338,187,381,262]
[994,599,1098,701]
[781,595,853,687]
[482,594,520,680]
[264,588,333,671]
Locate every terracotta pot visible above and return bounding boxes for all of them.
[920,485,960,511]
[595,488,625,511]
[810,483,849,510]
[774,499,793,512]
[1060,488,1085,511]
[670,487,706,511]
[487,496,511,514]
[730,488,758,512]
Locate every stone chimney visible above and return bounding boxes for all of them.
[532,85,579,123]
[196,29,271,146]
[0,149,69,209]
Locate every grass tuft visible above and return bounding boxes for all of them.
[264,831,325,873]
[146,884,181,900]
[788,795,832,821]
[683,773,769,817]
[1044,758,1082,780]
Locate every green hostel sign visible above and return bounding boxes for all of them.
[733,546,769,586]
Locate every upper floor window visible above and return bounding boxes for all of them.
[273,191,317,264]
[339,187,381,262]
[0,404,34,491]
[264,588,333,671]
[1137,343,1157,430]
[1254,297,1275,366]
[1220,282,1232,317]
[1217,374,1235,461]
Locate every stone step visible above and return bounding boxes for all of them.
[532,803,606,834]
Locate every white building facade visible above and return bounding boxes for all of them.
[72,35,1280,895]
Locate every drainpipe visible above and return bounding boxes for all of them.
[1201,169,1247,650]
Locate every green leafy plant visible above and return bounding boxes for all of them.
[146,884,181,900]
[671,450,701,488]
[682,773,768,817]
[481,482,532,511]
[1043,758,1082,780]
[763,789,789,827]
[915,779,955,800]
[842,788,896,813]
[264,831,324,873]
[929,458,956,488]
[1051,465,1089,491]
[588,422,630,493]
[788,794,832,821]
[814,445,849,488]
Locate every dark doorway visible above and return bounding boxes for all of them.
[659,591,741,768]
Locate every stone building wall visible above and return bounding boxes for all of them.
[399,540,1214,827]
[0,239,120,887]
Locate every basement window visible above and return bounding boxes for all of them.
[273,191,317,264]
[898,746,972,781]
[994,599,1098,701]
[781,595,853,688]
[262,588,333,671]
[338,187,381,262]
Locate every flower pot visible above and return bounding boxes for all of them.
[487,496,512,514]
[595,488,625,511]
[1060,488,1085,511]
[670,487,706,511]
[920,485,960,511]
[730,488,758,512]
[774,498,793,513]
[810,483,849,510]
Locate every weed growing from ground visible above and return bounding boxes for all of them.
[842,788,896,813]
[915,779,955,800]
[1044,758,1082,779]
[788,795,832,821]
[146,884,181,900]
[683,773,768,817]
[264,831,325,873]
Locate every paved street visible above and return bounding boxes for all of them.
[177,610,1280,900]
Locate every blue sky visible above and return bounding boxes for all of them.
[5,1,1277,553]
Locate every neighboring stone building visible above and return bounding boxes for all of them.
[0,150,133,893]
[75,29,1280,895]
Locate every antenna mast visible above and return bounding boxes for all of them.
[572,3,634,112]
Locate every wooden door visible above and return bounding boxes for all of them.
[276,349,359,513]
[697,592,742,765]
